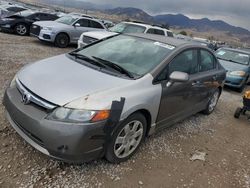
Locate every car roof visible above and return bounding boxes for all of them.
[64,14,103,23]
[219,47,250,55]
[126,33,194,47]
[122,22,173,32]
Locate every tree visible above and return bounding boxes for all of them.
[179,31,187,36]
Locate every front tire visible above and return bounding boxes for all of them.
[55,33,69,48]
[105,113,147,164]
[203,89,220,115]
[15,23,28,36]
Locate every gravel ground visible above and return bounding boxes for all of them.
[0,32,250,188]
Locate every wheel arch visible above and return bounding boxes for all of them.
[123,109,152,137]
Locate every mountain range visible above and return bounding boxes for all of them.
[104,7,250,36]
[21,0,250,43]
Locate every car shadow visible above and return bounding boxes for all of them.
[31,38,77,49]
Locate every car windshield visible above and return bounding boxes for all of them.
[110,23,146,33]
[56,16,78,25]
[73,35,174,77]
[216,49,250,65]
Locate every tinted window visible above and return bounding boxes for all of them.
[167,31,174,37]
[90,20,104,29]
[76,19,89,27]
[154,29,165,35]
[6,7,25,12]
[169,50,198,75]
[200,50,215,72]
[39,13,56,20]
[147,29,165,36]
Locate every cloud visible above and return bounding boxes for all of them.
[83,0,250,30]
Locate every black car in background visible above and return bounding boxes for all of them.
[0,10,59,35]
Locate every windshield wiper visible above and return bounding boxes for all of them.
[69,52,106,68]
[92,56,134,78]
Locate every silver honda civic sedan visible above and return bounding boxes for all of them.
[3,33,226,163]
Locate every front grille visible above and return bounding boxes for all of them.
[16,79,57,110]
[82,36,98,45]
[30,24,41,36]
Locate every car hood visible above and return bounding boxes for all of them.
[218,59,248,72]
[33,20,68,28]
[83,31,117,40]
[17,54,131,106]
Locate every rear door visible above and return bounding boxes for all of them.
[155,49,206,129]
[196,49,222,101]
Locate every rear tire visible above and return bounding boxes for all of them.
[234,108,242,119]
[55,33,69,48]
[203,89,220,115]
[15,23,28,36]
[105,113,147,164]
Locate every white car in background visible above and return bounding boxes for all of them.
[78,21,174,48]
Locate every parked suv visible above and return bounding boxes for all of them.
[30,14,107,48]
[0,9,59,35]
[78,21,174,48]
[4,34,226,163]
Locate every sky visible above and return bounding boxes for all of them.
[82,0,250,30]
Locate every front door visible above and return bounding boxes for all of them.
[72,18,91,42]
[156,49,205,129]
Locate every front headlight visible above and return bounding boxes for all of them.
[229,71,246,77]
[47,107,110,123]
[42,27,53,31]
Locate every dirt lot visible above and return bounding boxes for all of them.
[0,32,250,188]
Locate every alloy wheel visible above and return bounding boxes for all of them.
[114,120,144,159]
[16,24,27,35]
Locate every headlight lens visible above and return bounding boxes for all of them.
[47,107,110,123]
[229,71,246,77]
[42,27,53,31]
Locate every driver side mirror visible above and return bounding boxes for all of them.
[167,71,189,87]
[74,23,80,27]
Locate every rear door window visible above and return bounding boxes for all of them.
[167,31,174,37]
[147,28,165,36]
[90,20,104,29]
[200,50,216,72]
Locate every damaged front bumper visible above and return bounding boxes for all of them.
[3,86,107,163]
